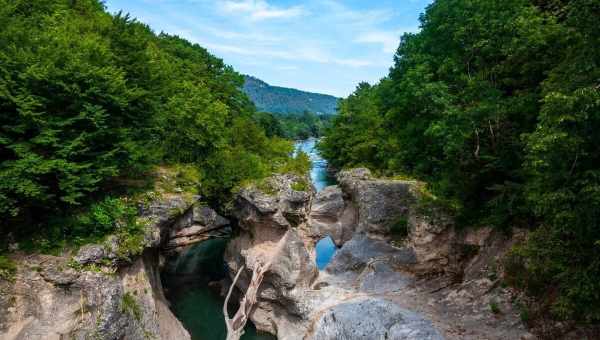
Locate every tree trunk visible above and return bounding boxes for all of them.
[223,262,271,340]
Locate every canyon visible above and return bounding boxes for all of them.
[0,164,533,340]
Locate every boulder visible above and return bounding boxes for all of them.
[337,168,416,239]
[309,298,443,340]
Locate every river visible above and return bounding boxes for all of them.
[162,139,336,340]
[294,137,336,192]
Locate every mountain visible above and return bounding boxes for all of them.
[243,75,339,115]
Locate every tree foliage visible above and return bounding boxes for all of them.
[320,0,600,324]
[256,111,333,140]
[0,0,302,230]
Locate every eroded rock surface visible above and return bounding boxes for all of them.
[226,169,534,340]
[0,192,214,340]
[0,251,189,340]
[310,298,443,340]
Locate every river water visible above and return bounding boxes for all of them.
[162,139,336,339]
[294,138,336,192]
[295,138,338,270]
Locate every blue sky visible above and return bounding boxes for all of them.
[104,0,433,97]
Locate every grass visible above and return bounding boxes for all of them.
[120,292,142,321]
[291,179,309,192]
[0,255,17,281]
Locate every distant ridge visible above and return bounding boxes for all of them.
[243,75,339,115]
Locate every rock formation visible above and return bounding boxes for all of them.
[0,190,231,340]
[226,168,533,340]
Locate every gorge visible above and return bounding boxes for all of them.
[0,141,535,340]
[2,0,597,339]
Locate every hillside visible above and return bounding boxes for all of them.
[243,76,338,115]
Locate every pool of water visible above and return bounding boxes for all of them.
[162,239,276,340]
[295,138,336,192]
[315,236,337,270]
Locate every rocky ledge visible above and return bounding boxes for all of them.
[0,191,231,340]
[225,169,534,340]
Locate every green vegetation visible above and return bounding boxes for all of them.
[291,179,309,192]
[120,292,142,321]
[255,111,334,140]
[490,300,501,315]
[320,0,599,326]
[0,255,16,281]
[243,75,338,115]
[0,0,306,250]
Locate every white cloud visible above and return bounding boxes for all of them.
[220,0,304,21]
[356,31,400,53]
[199,41,372,68]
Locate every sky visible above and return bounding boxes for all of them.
[103,0,433,97]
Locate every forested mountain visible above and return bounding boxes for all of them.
[320,0,599,326]
[243,76,338,115]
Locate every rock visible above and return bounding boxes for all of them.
[407,207,455,275]
[192,205,229,228]
[326,234,416,276]
[337,168,373,182]
[0,252,190,340]
[226,173,445,340]
[225,175,318,338]
[74,244,106,265]
[337,168,416,239]
[139,193,200,248]
[309,298,443,340]
[38,260,79,286]
[308,186,356,246]
[165,205,231,252]
[0,191,199,340]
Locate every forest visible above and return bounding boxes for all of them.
[319,0,599,325]
[255,110,333,140]
[0,0,307,250]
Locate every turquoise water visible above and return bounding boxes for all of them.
[295,139,338,270]
[163,240,276,340]
[295,138,336,192]
[164,140,337,338]
[316,236,337,270]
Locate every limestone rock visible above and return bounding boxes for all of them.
[337,168,416,239]
[225,174,318,338]
[308,185,356,246]
[74,244,106,265]
[165,204,231,252]
[0,252,190,340]
[309,298,443,340]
